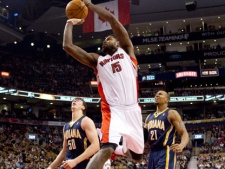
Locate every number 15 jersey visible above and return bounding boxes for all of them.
[96,47,138,106]
[146,109,176,150]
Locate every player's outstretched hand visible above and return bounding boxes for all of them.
[67,18,84,25]
[169,144,184,153]
[82,0,92,6]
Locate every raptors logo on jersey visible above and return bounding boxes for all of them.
[99,53,124,67]
[96,47,138,106]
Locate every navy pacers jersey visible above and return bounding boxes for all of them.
[63,115,89,169]
[146,108,176,150]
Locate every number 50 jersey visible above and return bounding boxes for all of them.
[64,115,89,167]
[146,109,177,150]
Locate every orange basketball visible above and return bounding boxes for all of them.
[65,0,88,19]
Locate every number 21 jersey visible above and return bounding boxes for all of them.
[146,109,176,150]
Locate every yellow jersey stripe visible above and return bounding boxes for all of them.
[83,137,87,150]
[165,146,170,169]
[163,125,173,146]
[154,108,169,118]
[174,152,176,169]
[69,115,84,127]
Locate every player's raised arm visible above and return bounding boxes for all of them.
[63,18,99,69]
[82,0,135,59]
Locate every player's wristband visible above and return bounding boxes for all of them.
[86,2,90,7]
[66,20,73,25]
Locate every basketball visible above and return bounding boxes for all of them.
[65,0,88,19]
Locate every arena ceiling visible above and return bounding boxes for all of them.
[1,0,225,47]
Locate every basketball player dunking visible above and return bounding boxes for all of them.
[63,0,144,168]
[144,91,189,169]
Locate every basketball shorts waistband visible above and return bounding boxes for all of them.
[110,102,139,110]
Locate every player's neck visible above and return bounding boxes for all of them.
[107,48,118,56]
[71,111,83,122]
[156,105,168,113]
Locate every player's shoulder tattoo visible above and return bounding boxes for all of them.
[178,122,187,135]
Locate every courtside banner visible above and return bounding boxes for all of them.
[139,96,204,103]
[83,0,130,33]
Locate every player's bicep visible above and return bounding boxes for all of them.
[64,44,98,69]
[169,110,187,136]
[110,19,135,58]
[82,118,99,144]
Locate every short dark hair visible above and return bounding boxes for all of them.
[72,97,87,113]
[166,92,170,101]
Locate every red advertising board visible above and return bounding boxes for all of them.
[176,71,198,78]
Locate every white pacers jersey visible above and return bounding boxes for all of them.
[96,47,138,106]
